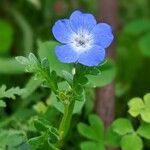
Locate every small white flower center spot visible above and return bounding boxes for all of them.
[70,29,93,53]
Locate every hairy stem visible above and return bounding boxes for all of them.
[58,100,75,148]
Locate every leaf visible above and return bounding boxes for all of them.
[141,93,150,123]
[80,141,105,150]
[128,97,144,117]
[120,134,143,150]
[0,130,25,149]
[0,100,6,108]
[138,33,150,57]
[0,85,25,99]
[50,82,85,114]
[78,115,105,149]
[88,115,104,139]
[34,118,50,131]
[48,127,59,143]
[16,53,58,91]
[0,19,13,54]
[112,118,134,135]
[16,53,39,73]
[0,57,25,74]
[62,70,73,84]
[87,59,116,87]
[137,122,150,140]
[28,135,45,148]
[123,19,150,36]
[38,41,72,76]
[128,93,150,122]
[78,123,98,141]
[105,126,121,147]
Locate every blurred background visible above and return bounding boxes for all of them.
[0,0,150,149]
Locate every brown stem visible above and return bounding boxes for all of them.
[95,0,118,124]
[95,0,119,149]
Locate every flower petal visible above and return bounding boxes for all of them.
[52,19,74,44]
[55,44,79,63]
[70,10,97,32]
[92,23,114,48]
[78,45,105,66]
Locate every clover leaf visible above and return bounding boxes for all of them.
[78,115,105,150]
[120,134,143,150]
[112,118,134,136]
[137,122,150,140]
[128,93,150,122]
[111,118,143,150]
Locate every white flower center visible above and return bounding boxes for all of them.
[70,29,93,53]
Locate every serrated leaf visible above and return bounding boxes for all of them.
[0,130,25,148]
[128,97,144,117]
[15,56,29,65]
[38,41,72,76]
[112,118,134,135]
[62,70,73,84]
[121,134,143,150]
[0,85,24,99]
[137,122,150,140]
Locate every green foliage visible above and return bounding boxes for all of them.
[0,85,24,108]
[78,115,121,150]
[78,114,105,150]
[137,122,150,140]
[0,129,26,149]
[0,20,13,54]
[111,118,144,150]
[28,118,59,150]
[0,57,25,74]
[112,118,134,135]
[128,93,150,122]
[16,53,58,92]
[123,19,150,36]
[139,33,150,57]
[120,134,143,150]
[87,59,116,87]
[38,41,72,76]
[49,82,85,114]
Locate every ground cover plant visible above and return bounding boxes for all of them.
[0,0,150,150]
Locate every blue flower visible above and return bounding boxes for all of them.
[52,10,114,67]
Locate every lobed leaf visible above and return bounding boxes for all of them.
[120,134,143,150]
[112,118,134,136]
[137,122,150,140]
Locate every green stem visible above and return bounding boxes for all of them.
[58,100,75,148]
